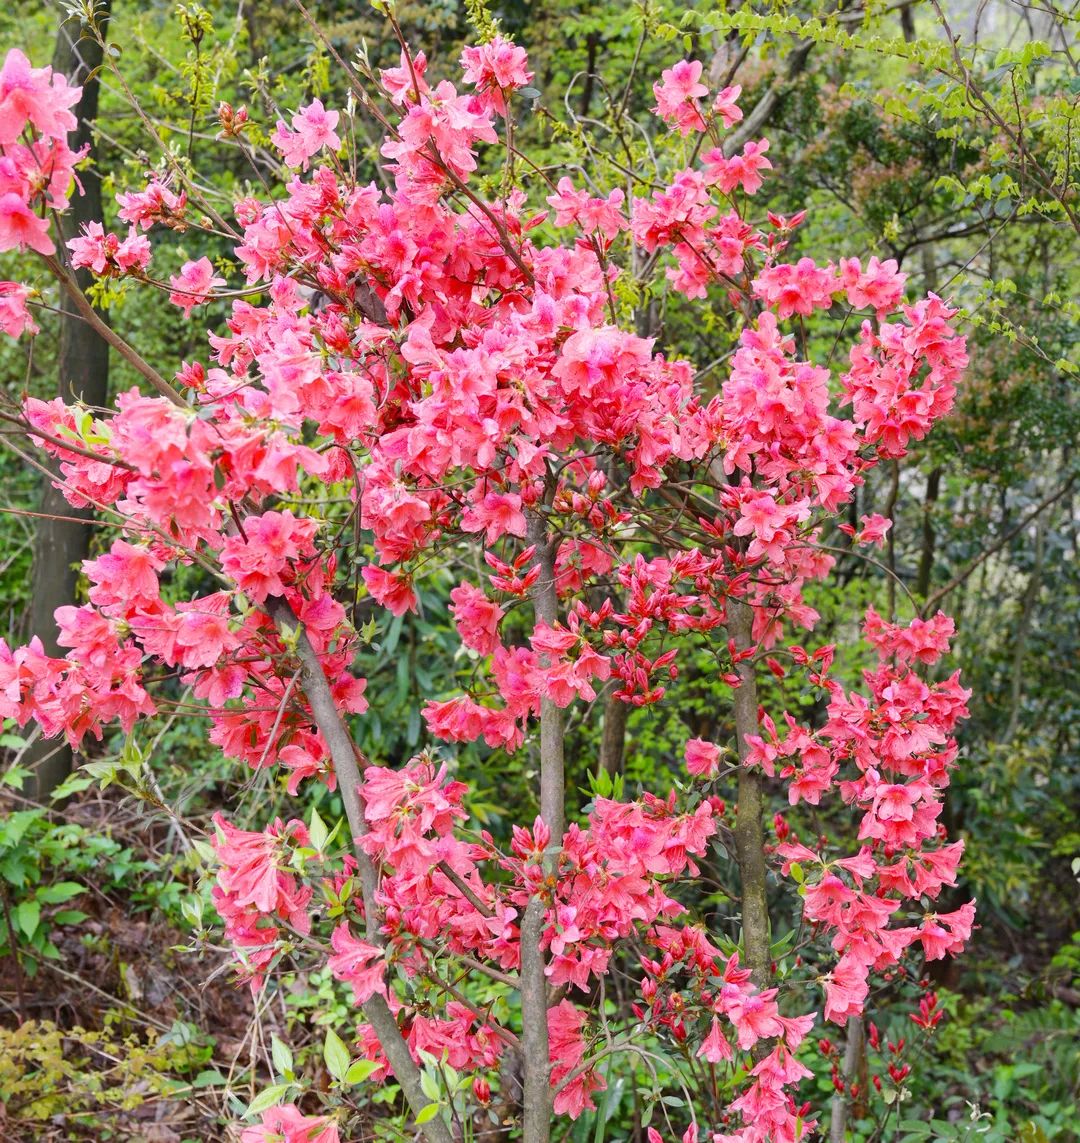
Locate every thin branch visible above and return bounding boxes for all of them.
[920,475,1076,616]
[41,255,185,407]
[437,861,494,918]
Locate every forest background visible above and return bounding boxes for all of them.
[0,0,1076,1140]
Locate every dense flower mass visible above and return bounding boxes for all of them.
[0,48,82,259]
[0,35,972,1143]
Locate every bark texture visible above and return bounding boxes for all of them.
[729,599,771,994]
[26,6,111,801]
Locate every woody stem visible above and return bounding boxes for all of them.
[729,598,771,999]
[266,595,454,1143]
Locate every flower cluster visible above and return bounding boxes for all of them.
[0,48,82,258]
[0,37,973,1143]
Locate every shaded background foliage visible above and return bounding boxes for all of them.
[0,0,1076,1140]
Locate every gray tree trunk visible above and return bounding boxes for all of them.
[26,6,111,801]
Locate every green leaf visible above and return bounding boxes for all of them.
[49,774,94,799]
[1,809,40,847]
[271,1034,294,1079]
[309,807,328,852]
[1,764,30,789]
[420,1066,441,1103]
[415,1103,441,1125]
[52,910,89,926]
[346,1059,381,1084]
[323,1028,350,1081]
[36,881,85,905]
[245,1083,291,1117]
[15,899,40,938]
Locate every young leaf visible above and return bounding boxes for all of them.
[323,1028,350,1081]
[245,1083,292,1117]
[346,1058,381,1084]
[416,1103,442,1125]
[309,806,328,852]
[15,899,40,938]
[36,881,85,905]
[271,1033,294,1079]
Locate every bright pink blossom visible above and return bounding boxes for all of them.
[0,281,36,336]
[685,737,721,778]
[0,190,53,253]
[240,1105,340,1143]
[653,60,708,135]
[271,99,342,169]
[0,48,79,144]
[168,256,225,315]
[460,36,533,115]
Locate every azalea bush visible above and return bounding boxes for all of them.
[0,8,976,1142]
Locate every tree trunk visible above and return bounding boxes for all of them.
[728,599,770,997]
[520,511,563,1143]
[599,688,629,776]
[25,5,111,801]
[915,466,942,599]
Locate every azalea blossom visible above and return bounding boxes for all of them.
[168,256,225,314]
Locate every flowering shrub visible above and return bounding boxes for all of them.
[0,15,973,1143]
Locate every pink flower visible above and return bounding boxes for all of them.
[697,1016,733,1062]
[84,540,163,610]
[460,36,533,115]
[822,953,870,1024]
[685,737,721,778]
[327,922,385,1003]
[0,48,80,145]
[460,489,527,544]
[855,512,891,547]
[68,221,112,274]
[863,607,955,665]
[362,565,418,616]
[703,139,772,196]
[69,222,150,277]
[271,99,341,169]
[653,60,708,135]
[168,256,225,315]
[0,191,53,254]
[116,178,187,231]
[213,814,289,914]
[839,256,906,314]
[713,84,743,128]
[450,582,504,655]
[546,177,627,241]
[919,901,975,960]
[379,49,430,107]
[549,1001,605,1118]
[0,281,36,337]
[240,1104,340,1143]
[219,509,319,602]
[174,593,238,669]
[116,228,152,272]
[752,255,836,320]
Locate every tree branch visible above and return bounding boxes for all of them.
[265,596,453,1143]
[723,35,817,156]
[41,255,185,407]
[920,475,1076,616]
